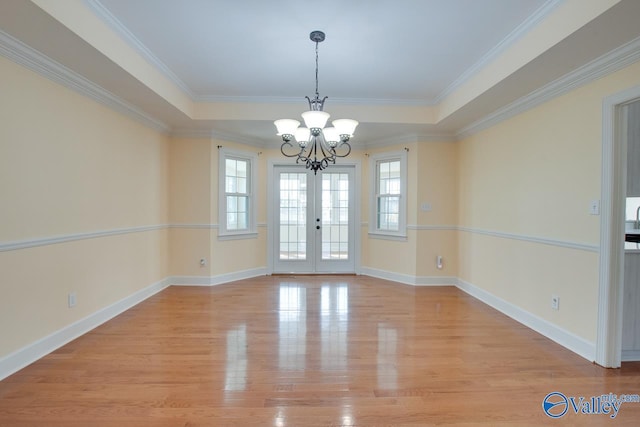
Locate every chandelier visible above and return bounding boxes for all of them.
[274,31,358,174]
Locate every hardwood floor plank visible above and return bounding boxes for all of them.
[1,275,639,426]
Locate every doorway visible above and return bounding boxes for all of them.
[598,86,640,368]
[622,100,640,362]
[271,165,357,274]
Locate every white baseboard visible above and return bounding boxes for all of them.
[456,278,596,362]
[169,267,268,286]
[0,277,171,381]
[361,267,456,286]
[416,275,458,286]
[622,350,640,362]
[0,268,267,380]
[361,267,596,362]
[167,275,214,286]
[0,268,600,381]
[360,267,416,285]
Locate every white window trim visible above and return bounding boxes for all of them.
[368,150,408,240]
[218,148,258,240]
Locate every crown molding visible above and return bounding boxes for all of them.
[434,0,564,104]
[170,128,214,139]
[0,29,170,133]
[194,94,435,107]
[5,1,637,149]
[85,0,195,99]
[170,128,268,148]
[457,35,640,139]
[195,95,304,104]
[416,133,457,143]
[323,97,436,107]
[362,133,456,148]
[210,130,267,148]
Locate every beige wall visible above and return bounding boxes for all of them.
[457,60,640,342]
[362,141,459,280]
[0,56,170,357]
[210,140,267,275]
[415,142,459,278]
[168,137,211,277]
[361,143,415,276]
[166,137,457,281]
[168,138,267,279]
[4,30,640,364]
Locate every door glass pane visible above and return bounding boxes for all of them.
[321,173,349,260]
[279,173,307,260]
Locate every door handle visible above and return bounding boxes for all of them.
[316,225,321,230]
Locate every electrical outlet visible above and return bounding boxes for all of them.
[551,295,559,310]
[200,258,207,267]
[68,292,77,308]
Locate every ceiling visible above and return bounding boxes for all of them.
[1,0,640,146]
[94,0,547,102]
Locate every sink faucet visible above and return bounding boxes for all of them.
[636,206,640,229]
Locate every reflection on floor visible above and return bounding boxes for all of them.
[1,275,640,426]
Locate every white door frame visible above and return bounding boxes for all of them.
[597,84,640,367]
[267,158,361,275]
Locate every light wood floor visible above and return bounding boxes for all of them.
[1,275,639,426]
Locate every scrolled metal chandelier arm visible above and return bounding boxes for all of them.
[274,30,358,174]
[332,139,352,158]
[280,137,351,173]
[280,140,302,158]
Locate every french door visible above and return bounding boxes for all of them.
[272,165,355,273]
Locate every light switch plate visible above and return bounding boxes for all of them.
[589,200,600,215]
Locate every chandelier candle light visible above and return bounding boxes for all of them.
[275,31,358,174]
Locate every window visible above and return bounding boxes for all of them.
[219,148,257,239]
[377,160,401,231]
[369,150,407,239]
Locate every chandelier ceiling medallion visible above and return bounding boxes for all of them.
[274,31,358,174]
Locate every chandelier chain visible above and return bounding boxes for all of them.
[315,39,320,99]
